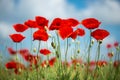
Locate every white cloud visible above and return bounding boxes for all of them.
[0,22,14,38]
[86,0,120,24]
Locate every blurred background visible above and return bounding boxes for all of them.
[0,0,120,62]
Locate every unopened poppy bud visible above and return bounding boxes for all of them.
[77,49,80,54]
[48,34,52,38]
[98,40,102,44]
[33,48,37,53]
[71,56,74,60]
[76,63,80,66]
[81,64,84,68]
[18,68,22,72]
[91,39,94,45]
[51,42,56,49]
[44,26,49,31]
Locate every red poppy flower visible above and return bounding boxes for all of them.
[113,61,120,68]
[8,47,16,55]
[20,51,39,65]
[41,61,47,68]
[5,61,17,69]
[49,18,63,30]
[77,28,85,36]
[24,20,38,28]
[114,42,119,47]
[71,59,82,65]
[6,61,25,74]
[96,60,107,67]
[81,18,101,29]
[9,34,25,43]
[35,16,49,28]
[108,52,113,58]
[69,30,78,40]
[91,29,109,40]
[33,29,48,41]
[40,48,51,55]
[90,61,96,66]
[58,26,73,40]
[49,57,56,67]
[62,61,71,67]
[19,48,30,55]
[106,44,112,49]
[65,18,79,27]
[13,24,28,32]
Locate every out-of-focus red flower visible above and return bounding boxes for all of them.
[6,61,25,74]
[89,61,96,72]
[35,16,49,28]
[113,61,120,68]
[65,18,79,27]
[106,44,112,49]
[40,49,51,55]
[96,60,107,67]
[24,20,38,28]
[69,28,85,39]
[81,18,101,29]
[114,42,119,47]
[9,34,25,43]
[77,28,85,36]
[5,61,25,69]
[69,30,78,40]
[62,61,71,67]
[49,18,63,30]
[91,29,109,40]
[71,59,82,65]
[13,24,28,32]
[8,47,16,55]
[19,48,30,55]
[58,26,73,40]
[33,29,48,41]
[108,52,113,58]
[41,61,47,68]
[5,61,17,69]
[49,57,56,67]
[90,61,96,66]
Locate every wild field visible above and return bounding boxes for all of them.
[0,17,120,80]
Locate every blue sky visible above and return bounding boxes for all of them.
[0,0,120,61]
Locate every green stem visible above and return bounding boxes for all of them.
[56,31,61,61]
[15,43,18,60]
[88,30,92,64]
[30,28,33,52]
[97,41,101,61]
[65,38,68,63]
[95,41,101,73]
[36,41,41,80]
[86,30,92,80]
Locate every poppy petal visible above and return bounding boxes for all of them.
[81,18,101,29]
[35,16,49,28]
[58,26,73,40]
[24,20,38,28]
[40,48,51,55]
[13,24,28,32]
[91,29,109,40]
[33,29,48,41]
[9,34,25,43]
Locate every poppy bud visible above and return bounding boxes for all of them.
[51,42,56,49]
